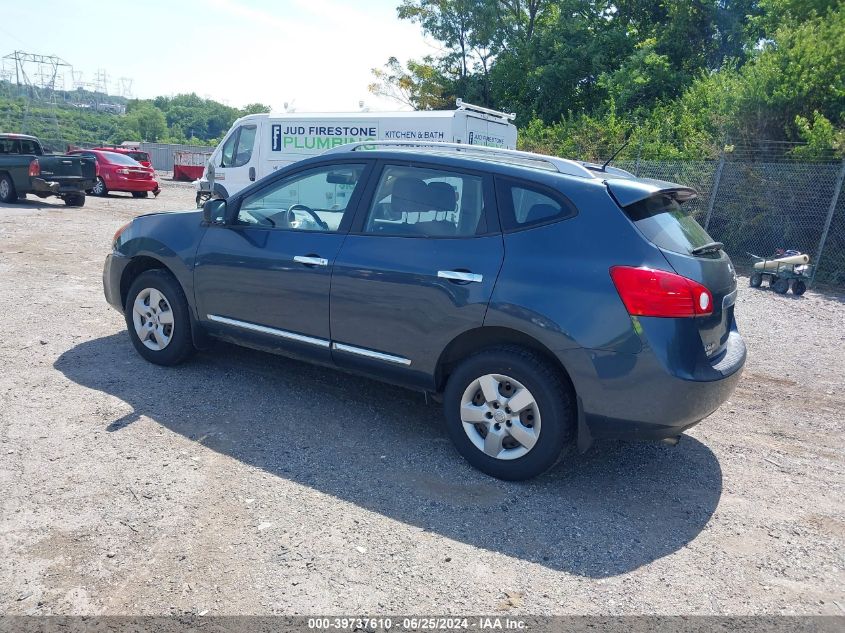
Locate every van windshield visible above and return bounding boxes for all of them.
[623,194,715,256]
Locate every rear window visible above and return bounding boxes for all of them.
[128,151,149,162]
[624,194,715,256]
[101,151,141,166]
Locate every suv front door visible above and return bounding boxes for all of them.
[194,160,373,361]
[330,162,504,388]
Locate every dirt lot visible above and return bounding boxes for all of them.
[0,176,843,616]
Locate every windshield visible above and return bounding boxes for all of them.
[623,194,716,256]
[101,151,142,166]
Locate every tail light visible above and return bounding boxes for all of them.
[116,168,130,175]
[28,159,40,177]
[113,221,131,247]
[610,266,713,318]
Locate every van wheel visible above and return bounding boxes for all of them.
[125,270,195,366]
[443,347,574,480]
[0,174,16,203]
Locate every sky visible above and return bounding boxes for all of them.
[0,0,436,112]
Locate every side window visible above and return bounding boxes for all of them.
[363,165,487,238]
[20,139,40,155]
[497,178,577,231]
[232,125,256,167]
[237,163,366,232]
[219,130,238,168]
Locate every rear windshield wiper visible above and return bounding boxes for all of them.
[690,241,724,256]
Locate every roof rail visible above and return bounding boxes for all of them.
[322,140,597,179]
[455,98,516,121]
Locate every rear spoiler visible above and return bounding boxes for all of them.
[605,177,698,207]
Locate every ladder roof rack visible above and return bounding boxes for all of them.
[455,98,516,121]
[322,140,600,179]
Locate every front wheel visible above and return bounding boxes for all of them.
[792,280,807,296]
[773,278,790,294]
[125,270,195,366]
[443,347,575,480]
[749,272,763,288]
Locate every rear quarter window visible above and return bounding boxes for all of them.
[495,177,578,231]
[624,194,715,256]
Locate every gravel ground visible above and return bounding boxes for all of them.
[0,176,843,616]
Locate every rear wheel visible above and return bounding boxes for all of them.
[443,347,574,480]
[91,177,107,196]
[131,191,148,198]
[773,278,790,294]
[792,280,807,296]
[749,272,763,288]
[0,174,16,203]
[63,193,85,207]
[125,270,195,366]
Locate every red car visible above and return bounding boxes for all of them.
[92,147,153,168]
[67,149,160,198]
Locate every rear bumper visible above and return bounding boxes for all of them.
[105,177,160,192]
[562,326,746,442]
[103,253,129,311]
[32,177,93,195]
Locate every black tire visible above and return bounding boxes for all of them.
[773,277,790,294]
[91,176,108,196]
[124,269,195,366]
[63,193,85,207]
[792,280,807,296]
[749,272,763,288]
[131,191,148,198]
[443,346,575,480]
[0,174,16,203]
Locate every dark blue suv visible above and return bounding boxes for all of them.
[103,142,746,480]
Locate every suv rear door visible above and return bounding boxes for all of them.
[329,161,504,389]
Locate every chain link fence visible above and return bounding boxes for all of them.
[617,157,845,285]
[22,135,845,286]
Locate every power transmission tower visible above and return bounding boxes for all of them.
[1,50,71,140]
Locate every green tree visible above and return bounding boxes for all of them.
[126,103,167,142]
[369,56,451,109]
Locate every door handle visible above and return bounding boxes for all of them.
[437,270,483,283]
[249,166,256,181]
[294,255,328,267]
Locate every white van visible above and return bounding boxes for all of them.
[195,100,517,202]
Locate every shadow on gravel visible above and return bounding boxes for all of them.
[56,333,723,578]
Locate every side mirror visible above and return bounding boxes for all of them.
[202,198,227,225]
